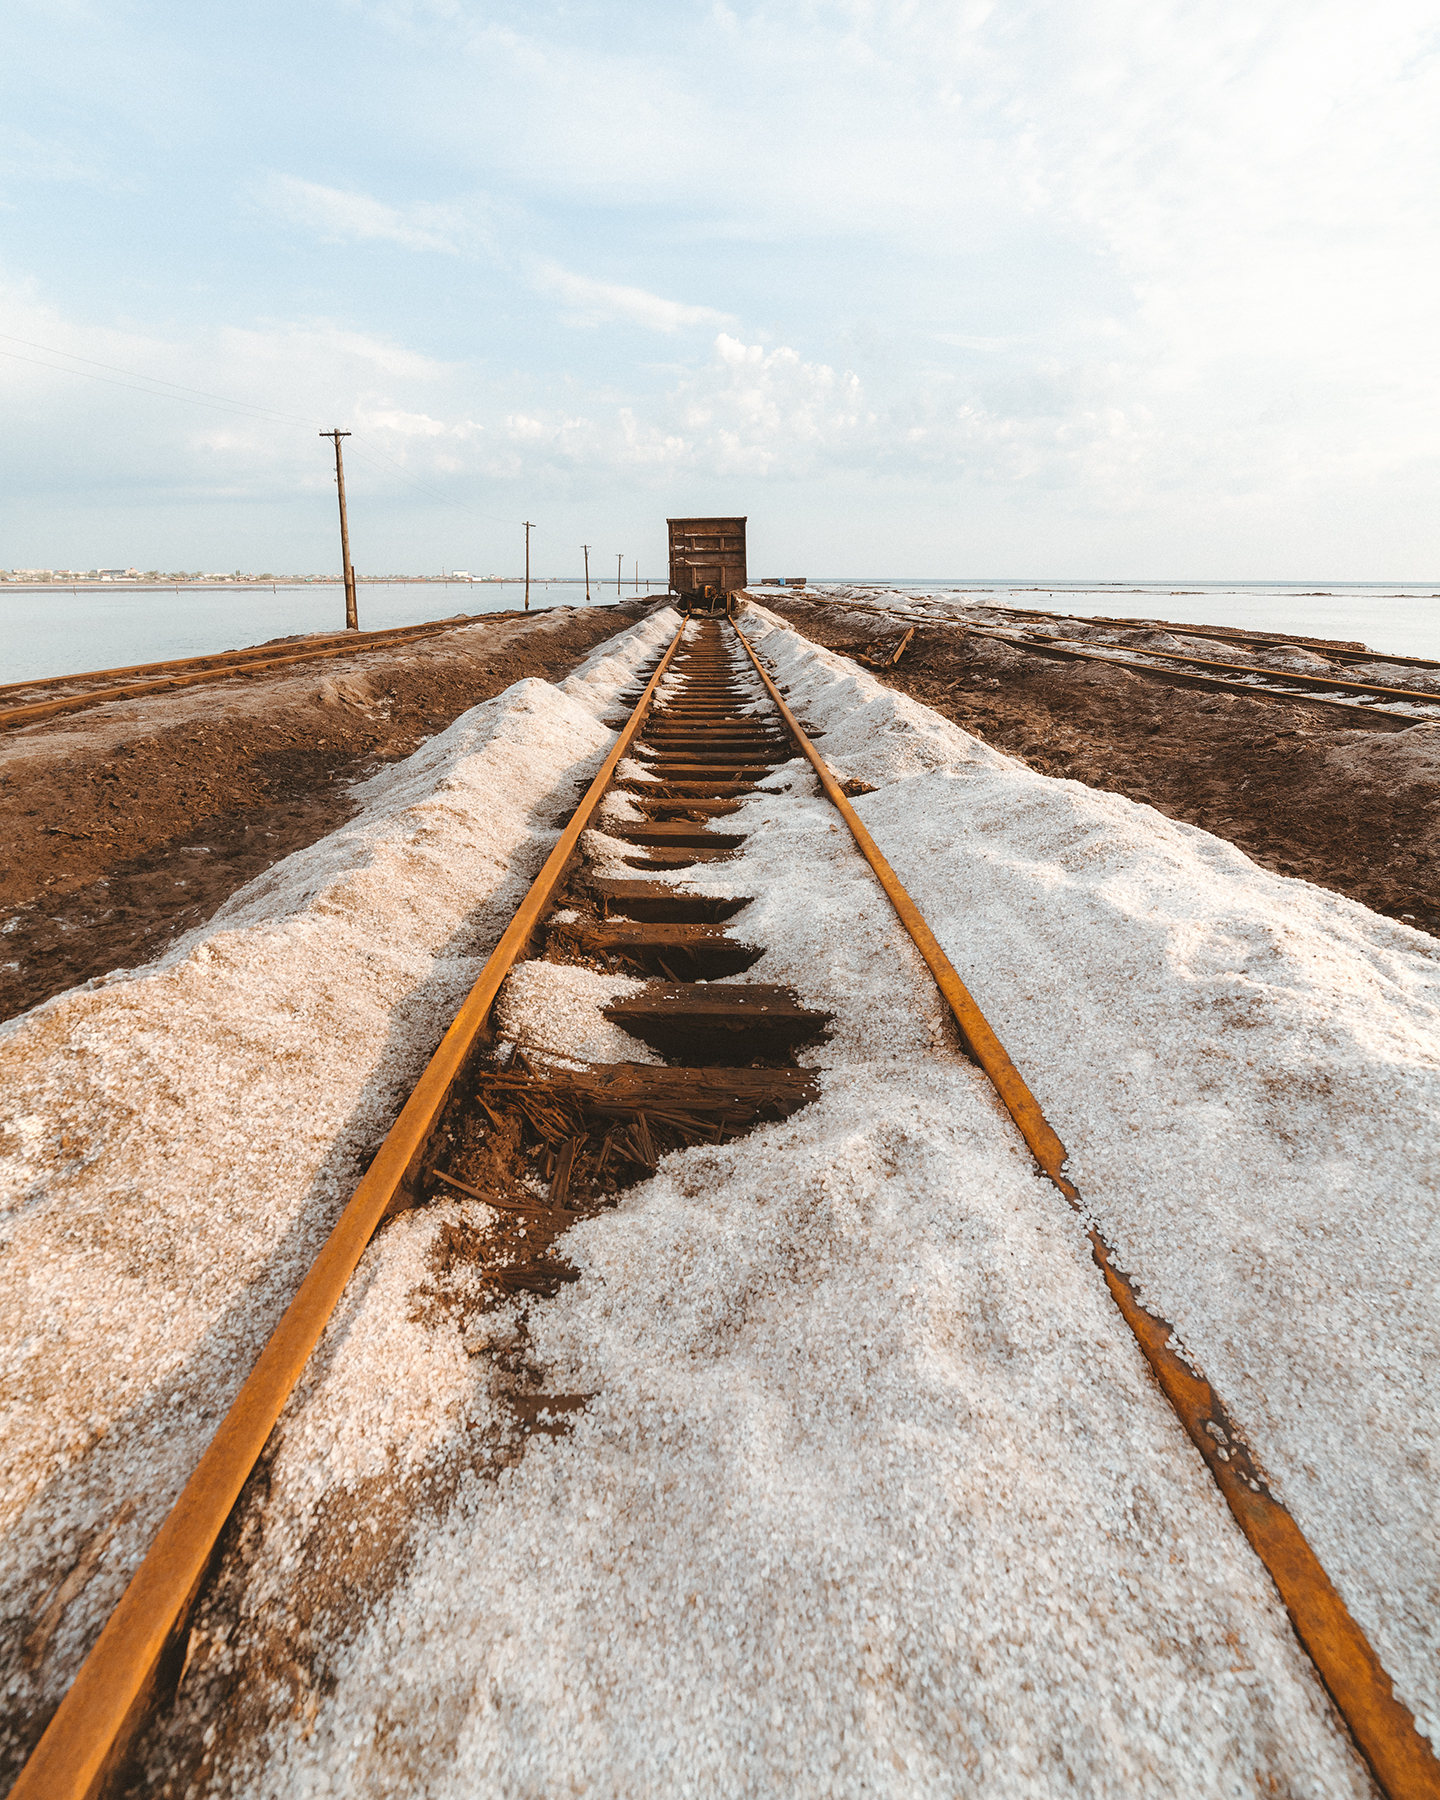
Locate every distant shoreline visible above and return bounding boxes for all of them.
[4,577,1438,679]
[0,576,657,592]
[1,576,1434,594]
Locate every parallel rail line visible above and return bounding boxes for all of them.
[975,626,1440,726]
[801,594,1440,730]
[999,605,1440,673]
[0,614,514,733]
[12,608,1439,1799]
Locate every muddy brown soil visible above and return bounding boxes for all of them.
[0,604,658,1022]
[767,595,1440,937]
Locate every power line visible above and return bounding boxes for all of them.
[0,345,311,423]
[0,333,317,425]
[0,331,535,530]
[340,438,488,514]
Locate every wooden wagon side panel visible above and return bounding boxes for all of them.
[667,516,748,601]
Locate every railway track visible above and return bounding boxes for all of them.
[1076,618,1439,671]
[0,614,509,732]
[809,594,1440,730]
[11,611,1439,1798]
[993,603,1440,674]
[976,627,1440,726]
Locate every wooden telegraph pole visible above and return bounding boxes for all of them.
[523,521,534,612]
[634,560,639,592]
[582,543,591,603]
[616,552,623,597]
[320,430,358,630]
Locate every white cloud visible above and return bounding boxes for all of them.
[458,336,865,483]
[0,124,131,196]
[0,286,467,504]
[683,335,866,472]
[220,321,448,383]
[6,0,1440,573]
[532,260,734,333]
[259,174,466,253]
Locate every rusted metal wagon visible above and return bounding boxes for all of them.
[667,516,747,613]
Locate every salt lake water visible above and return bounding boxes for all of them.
[2,578,1437,686]
[0,581,619,686]
[877,582,1440,661]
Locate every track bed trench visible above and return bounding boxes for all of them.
[421,617,829,1429]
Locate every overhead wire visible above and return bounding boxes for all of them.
[0,330,538,534]
[0,332,330,428]
[0,345,312,425]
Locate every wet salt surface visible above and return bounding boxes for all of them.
[6,605,1436,1794]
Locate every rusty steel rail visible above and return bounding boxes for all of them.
[991,628,1440,709]
[9,619,688,1800]
[1007,606,1440,672]
[0,615,495,699]
[783,593,1435,729]
[0,613,519,731]
[816,590,1440,673]
[974,632,1421,729]
[16,605,1438,1799]
[731,611,1440,1800]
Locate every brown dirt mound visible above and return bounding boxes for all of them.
[766,595,1440,938]
[0,603,658,1021]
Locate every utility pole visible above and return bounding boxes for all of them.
[523,521,534,611]
[320,430,358,630]
[616,552,623,597]
[634,560,639,592]
[582,544,591,603]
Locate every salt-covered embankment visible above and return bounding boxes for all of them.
[6,601,1437,1797]
[183,608,1433,1797]
[0,608,682,1780]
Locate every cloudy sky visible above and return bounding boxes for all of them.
[2,0,1436,578]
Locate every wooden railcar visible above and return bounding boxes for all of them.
[667,516,747,612]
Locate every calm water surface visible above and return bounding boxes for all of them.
[0,582,625,685]
[862,582,1440,662]
[2,579,1437,684]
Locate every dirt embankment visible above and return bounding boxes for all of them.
[0,604,655,1022]
[767,595,1440,937]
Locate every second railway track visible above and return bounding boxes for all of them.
[0,614,509,732]
[798,592,1440,731]
[9,607,1439,1798]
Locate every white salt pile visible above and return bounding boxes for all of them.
[7,601,1437,1796]
[729,603,1440,1733]
[0,607,681,1704]
[212,609,1434,1796]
